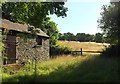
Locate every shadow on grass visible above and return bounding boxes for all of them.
[2,55,120,83]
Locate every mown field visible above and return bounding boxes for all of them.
[57,40,110,51]
[2,41,120,83]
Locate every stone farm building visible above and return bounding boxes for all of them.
[0,19,49,65]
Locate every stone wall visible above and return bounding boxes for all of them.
[16,36,49,64]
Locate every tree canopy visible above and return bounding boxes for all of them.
[42,17,59,45]
[94,33,103,43]
[2,2,68,26]
[2,2,68,45]
[59,32,104,43]
[98,2,120,45]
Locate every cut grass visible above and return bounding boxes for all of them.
[2,54,120,82]
[57,40,110,51]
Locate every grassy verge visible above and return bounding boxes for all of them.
[2,54,120,82]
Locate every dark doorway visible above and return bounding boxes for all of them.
[5,30,16,64]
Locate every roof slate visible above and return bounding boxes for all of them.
[0,19,49,38]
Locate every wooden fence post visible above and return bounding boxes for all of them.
[81,48,82,55]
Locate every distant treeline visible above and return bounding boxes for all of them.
[59,32,109,43]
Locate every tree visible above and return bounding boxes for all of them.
[63,32,75,41]
[59,32,105,42]
[94,33,103,43]
[42,17,59,45]
[76,33,86,42]
[2,2,68,27]
[98,2,120,45]
[59,33,66,40]
[84,34,94,42]
[2,2,68,45]
[0,0,7,7]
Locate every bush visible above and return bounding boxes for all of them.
[50,45,72,56]
[101,45,120,58]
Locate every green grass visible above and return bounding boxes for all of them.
[2,55,120,82]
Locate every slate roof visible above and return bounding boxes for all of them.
[0,19,49,38]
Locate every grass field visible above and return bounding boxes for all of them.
[57,40,110,51]
[2,41,119,83]
[2,55,119,82]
